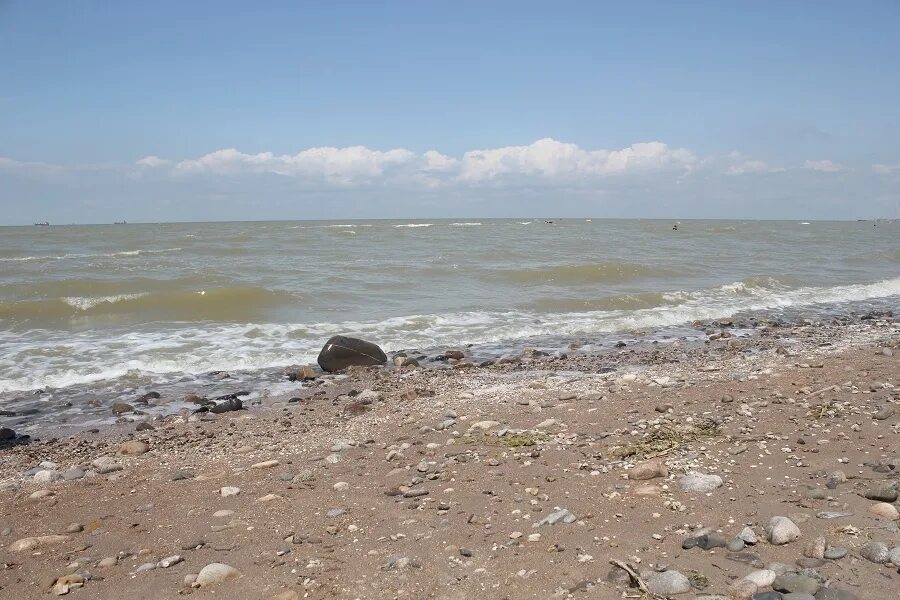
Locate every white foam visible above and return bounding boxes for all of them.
[0,248,182,262]
[394,223,433,228]
[451,222,482,226]
[1,277,897,395]
[62,293,149,311]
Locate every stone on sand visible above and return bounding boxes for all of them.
[195,562,241,587]
[766,516,801,545]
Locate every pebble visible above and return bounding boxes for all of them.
[772,573,820,595]
[158,555,183,568]
[98,557,117,567]
[858,540,889,564]
[813,589,858,600]
[333,482,349,491]
[738,526,758,545]
[220,486,240,497]
[118,440,150,456]
[629,459,667,480]
[195,562,241,586]
[33,469,62,484]
[8,534,70,552]
[62,468,85,481]
[889,547,900,565]
[678,472,723,493]
[744,569,777,587]
[751,593,784,600]
[537,508,576,525]
[766,516,801,545]
[868,502,899,520]
[862,483,898,502]
[802,536,826,559]
[251,460,280,469]
[646,570,691,596]
[873,405,894,420]
[823,547,848,560]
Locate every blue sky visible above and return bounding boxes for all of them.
[1,0,899,223]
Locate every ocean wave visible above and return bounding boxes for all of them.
[2,276,897,394]
[394,223,433,228]
[451,222,482,226]
[0,247,183,262]
[0,286,300,323]
[494,262,677,285]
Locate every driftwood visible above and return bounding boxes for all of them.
[608,559,664,599]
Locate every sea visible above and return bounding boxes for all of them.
[1,219,898,433]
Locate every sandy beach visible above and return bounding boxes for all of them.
[1,314,897,599]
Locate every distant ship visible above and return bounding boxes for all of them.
[33,221,50,226]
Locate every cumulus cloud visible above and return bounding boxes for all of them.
[724,152,783,175]
[458,138,695,182]
[804,159,843,172]
[173,146,417,184]
[872,162,900,174]
[135,155,172,168]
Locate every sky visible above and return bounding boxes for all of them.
[1,1,899,224]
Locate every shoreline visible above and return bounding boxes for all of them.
[0,316,898,598]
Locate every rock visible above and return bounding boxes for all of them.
[158,555,183,568]
[52,574,85,595]
[33,469,62,484]
[868,502,899,520]
[727,538,746,552]
[738,526,758,545]
[813,589,858,600]
[333,482,349,491]
[317,336,387,372]
[646,570,691,596]
[744,569,777,587]
[208,396,242,413]
[861,483,898,502]
[9,534,70,552]
[469,420,500,431]
[823,547,848,560]
[196,562,241,586]
[538,508,576,525]
[269,592,300,600]
[802,536,826,559]
[873,406,894,420]
[119,440,150,456]
[679,472,723,493]
[286,366,317,381]
[443,350,465,360]
[220,486,240,497]
[729,579,758,599]
[889,546,900,565]
[630,459,668,480]
[0,427,15,441]
[62,468,85,481]
[686,534,727,550]
[111,402,133,414]
[251,460,280,469]
[858,540,889,564]
[97,557,117,567]
[782,595,815,600]
[726,552,765,568]
[751,593,785,600]
[772,574,820,595]
[766,516,801,545]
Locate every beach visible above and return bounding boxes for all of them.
[0,310,898,599]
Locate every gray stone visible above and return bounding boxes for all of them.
[782,594,815,600]
[62,468,85,481]
[862,483,898,502]
[873,406,894,420]
[766,516,801,545]
[815,511,852,519]
[751,593,784,600]
[646,570,691,596]
[858,541,889,564]
[813,588,858,600]
[33,469,62,484]
[738,526,758,545]
[772,573,820,595]
[823,547,848,560]
[678,472,723,493]
[538,508,576,525]
[196,562,241,586]
[727,538,746,552]
[888,546,900,565]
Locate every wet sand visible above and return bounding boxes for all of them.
[0,316,898,599]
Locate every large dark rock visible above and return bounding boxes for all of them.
[317,336,387,372]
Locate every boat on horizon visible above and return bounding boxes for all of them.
[33,221,50,226]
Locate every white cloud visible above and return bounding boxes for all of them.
[804,159,843,172]
[458,138,695,182]
[724,152,783,175]
[135,155,171,168]
[173,146,417,184]
[872,162,900,174]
